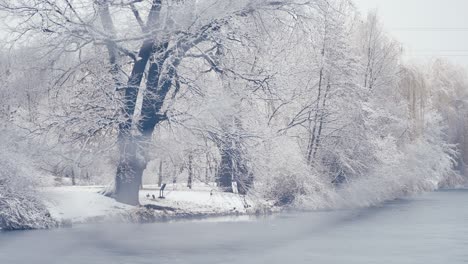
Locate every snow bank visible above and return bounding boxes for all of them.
[139,183,257,214]
[42,183,269,225]
[42,186,132,223]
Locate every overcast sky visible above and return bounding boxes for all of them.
[354,0,468,67]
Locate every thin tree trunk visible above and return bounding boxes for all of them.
[158,159,163,187]
[312,80,331,159]
[187,154,193,189]
[307,67,324,164]
[205,153,210,184]
[217,151,233,192]
[97,0,122,89]
[71,168,76,186]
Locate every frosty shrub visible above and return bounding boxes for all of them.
[267,173,308,206]
[0,140,57,230]
[336,131,458,208]
[253,137,333,207]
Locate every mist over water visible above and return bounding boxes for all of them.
[1,189,467,264]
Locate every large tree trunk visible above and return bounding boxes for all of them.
[111,43,153,205]
[114,45,179,204]
[98,0,164,205]
[114,136,147,205]
[109,37,155,205]
[108,1,210,205]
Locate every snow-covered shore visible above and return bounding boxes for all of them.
[42,184,273,226]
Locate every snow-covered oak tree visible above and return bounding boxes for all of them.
[1,0,330,205]
[1,0,466,211]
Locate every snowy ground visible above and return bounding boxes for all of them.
[140,183,254,214]
[42,186,132,223]
[41,183,265,225]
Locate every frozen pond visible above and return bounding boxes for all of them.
[1,189,468,264]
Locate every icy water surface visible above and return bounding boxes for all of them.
[1,189,468,264]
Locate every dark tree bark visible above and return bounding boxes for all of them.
[115,43,186,204]
[111,1,222,205]
[217,147,252,195]
[216,129,252,195]
[187,154,193,189]
[98,0,163,205]
[235,167,253,195]
[113,41,156,205]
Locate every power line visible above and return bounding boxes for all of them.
[391,27,468,32]
[408,50,468,52]
[404,50,468,57]
[405,54,468,57]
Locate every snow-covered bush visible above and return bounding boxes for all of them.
[335,116,459,208]
[252,136,333,207]
[0,131,57,230]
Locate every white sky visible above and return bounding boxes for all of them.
[354,0,468,67]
